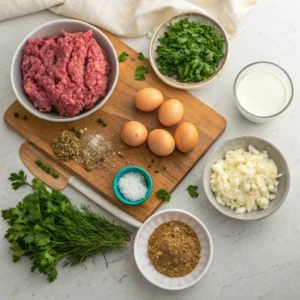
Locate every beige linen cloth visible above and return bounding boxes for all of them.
[0,0,257,37]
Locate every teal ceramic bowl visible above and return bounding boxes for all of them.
[113,166,153,206]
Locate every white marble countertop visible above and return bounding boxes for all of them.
[1,1,300,299]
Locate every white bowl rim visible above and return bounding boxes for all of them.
[202,136,291,220]
[149,11,230,90]
[134,208,214,290]
[10,18,119,122]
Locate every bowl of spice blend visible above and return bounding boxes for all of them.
[134,209,213,290]
[113,166,153,205]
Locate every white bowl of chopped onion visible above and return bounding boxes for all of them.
[134,209,213,290]
[203,136,290,220]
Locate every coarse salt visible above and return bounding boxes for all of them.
[118,172,148,201]
[89,134,104,147]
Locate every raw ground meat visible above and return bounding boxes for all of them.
[21,30,110,117]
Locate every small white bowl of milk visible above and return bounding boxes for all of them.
[234,62,293,123]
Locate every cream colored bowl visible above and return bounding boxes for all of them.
[149,12,229,90]
[134,209,213,290]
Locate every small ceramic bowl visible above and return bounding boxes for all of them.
[234,62,293,123]
[203,136,290,220]
[149,11,229,90]
[134,209,213,290]
[11,19,119,122]
[113,166,152,206]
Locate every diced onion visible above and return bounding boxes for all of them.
[210,145,280,214]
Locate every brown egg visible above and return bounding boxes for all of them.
[134,88,164,112]
[174,122,199,153]
[121,121,148,146]
[158,99,184,126]
[147,129,175,156]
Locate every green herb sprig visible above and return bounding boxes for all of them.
[2,171,131,282]
[138,52,146,61]
[187,185,199,198]
[118,52,129,62]
[9,170,29,190]
[134,66,149,81]
[156,189,171,202]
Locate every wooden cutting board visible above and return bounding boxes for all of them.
[4,30,226,222]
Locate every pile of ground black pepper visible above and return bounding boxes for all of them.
[74,134,114,170]
[148,221,201,278]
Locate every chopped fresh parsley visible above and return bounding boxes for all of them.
[118,51,129,62]
[134,66,149,81]
[138,52,146,61]
[156,189,171,202]
[156,18,225,83]
[35,160,59,179]
[187,185,199,198]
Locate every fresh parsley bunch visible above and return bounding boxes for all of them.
[156,18,225,83]
[2,171,131,282]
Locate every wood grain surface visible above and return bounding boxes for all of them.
[20,142,70,190]
[4,31,226,222]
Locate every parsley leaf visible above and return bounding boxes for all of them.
[187,185,199,198]
[134,66,149,81]
[156,189,171,202]
[10,241,28,262]
[9,170,29,190]
[32,178,47,192]
[118,52,129,62]
[23,233,35,244]
[138,52,145,61]
[156,18,225,83]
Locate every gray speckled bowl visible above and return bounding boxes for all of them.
[202,136,290,221]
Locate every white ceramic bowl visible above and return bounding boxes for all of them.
[203,136,290,220]
[11,19,119,122]
[149,12,229,90]
[134,209,213,290]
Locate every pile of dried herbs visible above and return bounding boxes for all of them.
[51,130,82,161]
[51,130,116,171]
